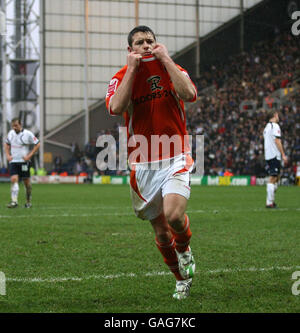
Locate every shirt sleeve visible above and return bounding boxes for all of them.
[272,124,281,138]
[23,131,40,145]
[176,65,197,103]
[105,68,126,116]
[5,132,11,144]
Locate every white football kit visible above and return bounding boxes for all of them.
[6,129,40,163]
[263,122,281,161]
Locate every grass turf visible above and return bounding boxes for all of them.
[0,183,299,313]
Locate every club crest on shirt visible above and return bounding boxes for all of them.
[147,75,163,92]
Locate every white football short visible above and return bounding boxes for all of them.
[129,154,193,221]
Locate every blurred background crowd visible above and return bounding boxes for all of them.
[52,30,300,183]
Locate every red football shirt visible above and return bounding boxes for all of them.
[105,56,197,162]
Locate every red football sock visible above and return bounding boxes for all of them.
[155,236,184,281]
[171,214,192,253]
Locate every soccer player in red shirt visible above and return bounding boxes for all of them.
[106,26,197,299]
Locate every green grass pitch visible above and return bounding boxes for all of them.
[0,183,299,313]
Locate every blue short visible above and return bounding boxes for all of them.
[9,162,30,179]
[265,158,281,176]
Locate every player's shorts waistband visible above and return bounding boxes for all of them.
[130,153,190,171]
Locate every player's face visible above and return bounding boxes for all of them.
[129,32,156,56]
[12,121,22,133]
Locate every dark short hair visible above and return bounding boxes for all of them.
[127,25,156,47]
[11,117,21,125]
[266,109,278,121]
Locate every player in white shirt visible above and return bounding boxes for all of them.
[263,110,287,208]
[4,118,40,208]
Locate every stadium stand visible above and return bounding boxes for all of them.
[187,31,300,181]
[61,30,299,183]
[54,33,300,182]
[57,30,299,182]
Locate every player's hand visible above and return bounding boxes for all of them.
[6,155,13,162]
[23,155,31,162]
[282,154,288,166]
[127,51,142,71]
[151,43,171,63]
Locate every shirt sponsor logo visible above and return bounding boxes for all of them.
[133,89,172,105]
[147,75,163,92]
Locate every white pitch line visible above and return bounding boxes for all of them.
[0,208,298,219]
[6,265,300,284]
[0,212,135,219]
[36,206,133,210]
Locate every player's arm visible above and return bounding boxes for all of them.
[4,143,13,162]
[109,52,142,115]
[23,142,40,162]
[275,138,287,165]
[152,43,196,102]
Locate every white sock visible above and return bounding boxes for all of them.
[266,183,275,205]
[11,182,19,203]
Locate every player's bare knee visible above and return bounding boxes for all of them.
[24,179,31,187]
[269,176,278,184]
[11,176,18,183]
[150,215,171,242]
[165,210,185,229]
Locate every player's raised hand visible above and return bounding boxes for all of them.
[151,43,171,63]
[127,51,142,71]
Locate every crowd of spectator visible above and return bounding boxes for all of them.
[187,30,300,179]
[52,140,99,181]
[52,125,124,179]
[57,30,300,182]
